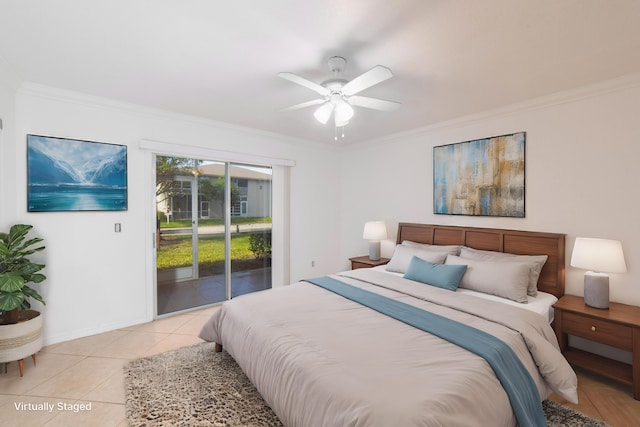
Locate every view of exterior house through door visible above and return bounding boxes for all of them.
[155,156,272,315]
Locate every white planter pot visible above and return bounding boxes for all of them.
[0,310,43,376]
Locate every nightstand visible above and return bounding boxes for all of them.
[349,256,390,270]
[553,295,640,400]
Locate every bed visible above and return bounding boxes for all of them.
[199,223,578,427]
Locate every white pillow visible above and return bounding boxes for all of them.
[459,246,547,297]
[386,245,449,274]
[445,255,530,303]
[402,240,461,255]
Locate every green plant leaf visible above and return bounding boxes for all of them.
[16,262,45,275]
[29,273,47,283]
[0,224,46,307]
[0,272,26,292]
[13,237,45,256]
[7,224,32,249]
[0,291,25,311]
[21,286,46,305]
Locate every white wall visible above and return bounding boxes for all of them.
[0,57,21,227]
[339,75,640,306]
[5,84,342,345]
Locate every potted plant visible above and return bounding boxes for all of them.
[0,224,46,376]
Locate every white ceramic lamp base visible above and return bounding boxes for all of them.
[583,271,610,309]
[368,241,381,261]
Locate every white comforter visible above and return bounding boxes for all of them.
[199,269,577,427]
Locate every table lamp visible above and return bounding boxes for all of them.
[363,221,387,261]
[570,237,627,309]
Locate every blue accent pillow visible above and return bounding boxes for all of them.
[403,256,467,291]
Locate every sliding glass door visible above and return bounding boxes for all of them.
[155,156,272,315]
[229,164,272,298]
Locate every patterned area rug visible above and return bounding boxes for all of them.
[124,342,608,426]
[543,400,609,427]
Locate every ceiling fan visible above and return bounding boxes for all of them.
[278,56,401,136]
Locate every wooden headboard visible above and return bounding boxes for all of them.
[396,223,566,298]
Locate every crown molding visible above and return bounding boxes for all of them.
[351,72,640,149]
[16,82,327,150]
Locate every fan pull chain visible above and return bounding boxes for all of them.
[334,126,346,141]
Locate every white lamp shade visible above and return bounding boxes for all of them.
[334,101,354,127]
[363,221,387,241]
[314,102,334,124]
[570,237,627,273]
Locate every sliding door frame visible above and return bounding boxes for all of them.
[141,139,293,319]
[224,162,231,302]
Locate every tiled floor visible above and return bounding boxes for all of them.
[0,306,219,427]
[3,304,640,427]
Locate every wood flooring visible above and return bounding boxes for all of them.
[549,367,640,426]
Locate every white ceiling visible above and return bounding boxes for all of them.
[1,0,640,145]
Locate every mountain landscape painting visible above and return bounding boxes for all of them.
[27,135,128,211]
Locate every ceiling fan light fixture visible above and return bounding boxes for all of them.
[334,100,354,126]
[279,57,400,139]
[314,102,334,124]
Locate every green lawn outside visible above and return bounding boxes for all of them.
[157,233,270,274]
[157,217,272,274]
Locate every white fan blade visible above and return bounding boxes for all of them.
[348,96,401,111]
[278,72,330,96]
[342,65,393,96]
[279,98,326,112]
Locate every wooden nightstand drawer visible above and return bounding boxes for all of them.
[349,256,390,270]
[351,261,372,269]
[563,312,633,351]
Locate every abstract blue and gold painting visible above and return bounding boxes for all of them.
[27,135,128,212]
[433,132,525,217]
